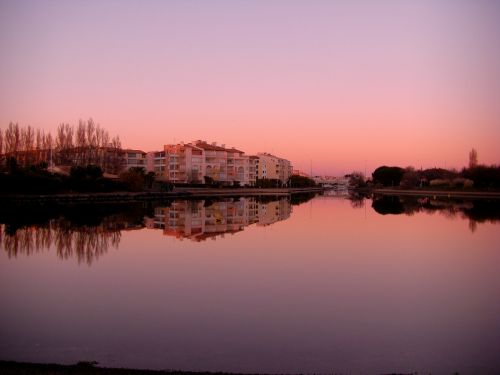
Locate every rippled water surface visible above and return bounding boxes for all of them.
[1,194,499,374]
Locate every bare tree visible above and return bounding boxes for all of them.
[348,171,365,188]
[35,129,43,163]
[0,128,3,161]
[86,118,97,165]
[56,123,74,164]
[4,122,20,158]
[3,120,119,171]
[469,148,478,169]
[106,135,123,174]
[21,125,35,166]
[75,120,87,166]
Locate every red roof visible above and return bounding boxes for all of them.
[193,141,245,154]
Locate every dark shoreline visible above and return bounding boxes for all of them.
[0,360,416,375]
[0,187,325,203]
[372,188,500,199]
[0,361,261,375]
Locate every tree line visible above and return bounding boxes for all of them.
[0,119,123,173]
[349,149,500,190]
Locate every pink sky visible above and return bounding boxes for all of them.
[1,0,499,175]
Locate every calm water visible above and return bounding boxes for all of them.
[1,194,499,374]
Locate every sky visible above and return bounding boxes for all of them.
[0,0,499,176]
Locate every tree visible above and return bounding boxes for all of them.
[0,128,3,165]
[469,148,478,169]
[5,122,20,157]
[56,123,74,164]
[400,167,420,188]
[348,171,365,188]
[372,166,405,187]
[120,167,145,191]
[106,135,123,174]
[145,171,156,189]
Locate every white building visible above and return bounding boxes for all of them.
[149,141,251,186]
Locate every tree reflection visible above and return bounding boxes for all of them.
[0,201,152,265]
[372,195,500,232]
[1,196,298,261]
[1,219,122,265]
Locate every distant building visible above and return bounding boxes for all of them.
[292,169,310,177]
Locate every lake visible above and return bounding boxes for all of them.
[1,193,499,374]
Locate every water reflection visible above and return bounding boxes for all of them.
[372,195,500,232]
[1,221,121,265]
[0,201,152,265]
[1,196,296,263]
[149,197,291,241]
[2,194,498,264]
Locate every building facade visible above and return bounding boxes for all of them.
[253,152,292,185]
[121,149,146,171]
[149,140,251,186]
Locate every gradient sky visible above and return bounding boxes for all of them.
[1,0,499,175]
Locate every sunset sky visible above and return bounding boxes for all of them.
[1,0,499,175]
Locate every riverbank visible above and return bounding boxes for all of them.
[373,188,500,199]
[0,187,324,203]
[0,361,257,375]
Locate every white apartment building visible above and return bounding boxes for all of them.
[148,141,251,186]
[121,149,146,171]
[253,152,292,185]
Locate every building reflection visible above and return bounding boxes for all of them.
[149,197,292,241]
[1,197,293,262]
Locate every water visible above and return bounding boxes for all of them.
[1,194,499,374]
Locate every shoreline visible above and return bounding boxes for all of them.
[0,187,324,203]
[372,188,500,199]
[0,360,261,375]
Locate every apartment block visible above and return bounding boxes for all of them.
[121,149,146,171]
[149,140,251,186]
[253,152,292,185]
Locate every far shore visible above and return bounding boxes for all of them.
[373,188,500,199]
[0,186,325,203]
[0,360,261,375]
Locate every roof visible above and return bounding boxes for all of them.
[192,141,245,154]
[122,148,146,154]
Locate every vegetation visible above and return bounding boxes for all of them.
[1,120,123,173]
[372,166,405,187]
[372,150,500,191]
[346,171,367,189]
[0,163,159,194]
[289,175,316,187]
[255,178,283,188]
